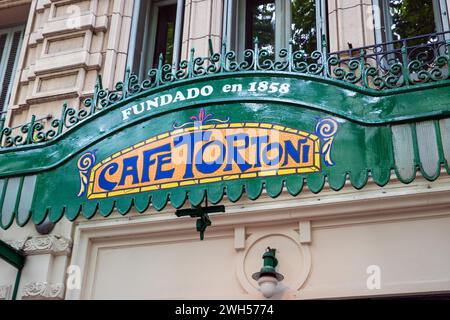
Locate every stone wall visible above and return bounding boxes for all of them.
[327,0,376,53]
[4,0,228,129]
[4,0,134,132]
[181,0,224,59]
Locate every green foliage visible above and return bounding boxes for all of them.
[251,2,276,53]
[291,0,317,52]
[165,22,175,64]
[249,0,317,53]
[389,0,436,42]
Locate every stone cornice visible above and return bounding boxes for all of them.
[6,235,72,256]
[21,282,64,300]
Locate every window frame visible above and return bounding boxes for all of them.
[127,0,184,80]
[372,0,450,45]
[147,0,179,68]
[223,0,328,59]
[0,25,25,114]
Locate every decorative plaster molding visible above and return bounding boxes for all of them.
[0,285,12,300]
[6,235,72,256]
[22,282,64,300]
[235,230,312,297]
[299,221,312,244]
[234,227,246,251]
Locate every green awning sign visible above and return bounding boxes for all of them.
[0,72,449,229]
[77,114,336,200]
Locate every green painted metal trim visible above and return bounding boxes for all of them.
[434,120,449,173]
[0,239,25,269]
[0,240,25,300]
[0,71,448,229]
[1,102,449,228]
[12,268,21,300]
[19,105,446,227]
[1,73,450,178]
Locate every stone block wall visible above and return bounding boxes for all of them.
[4,0,134,132]
[327,0,376,53]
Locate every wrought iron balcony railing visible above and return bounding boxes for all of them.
[1,32,450,150]
[330,31,450,89]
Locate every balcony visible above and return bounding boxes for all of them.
[330,31,450,90]
[1,31,450,150]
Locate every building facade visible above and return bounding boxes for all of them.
[0,0,450,300]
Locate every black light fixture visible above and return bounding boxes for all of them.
[252,247,284,298]
[175,195,225,240]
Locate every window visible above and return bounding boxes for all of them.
[223,0,327,58]
[244,0,276,55]
[0,26,24,114]
[153,4,177,66]
[128,0,184,80]
[373,0,450,46]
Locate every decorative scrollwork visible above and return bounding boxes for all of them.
[0,33,449,150]
[77,151,97,197]
[173,107,230,129]
[316,118,339,167]
[22,282,65,300]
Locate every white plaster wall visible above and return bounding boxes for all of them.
[181,0,223,60]
[327,0,376,52]
[72,176,450,299]
[78,212,450,299]
[300,214,450,298]
[86,235,239,299]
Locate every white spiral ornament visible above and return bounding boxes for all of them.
[77,151,97,197]
[316,118,339,167]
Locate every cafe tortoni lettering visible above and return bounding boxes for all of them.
[77,108,339,200]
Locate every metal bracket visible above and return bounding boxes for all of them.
[175,196,225,240]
